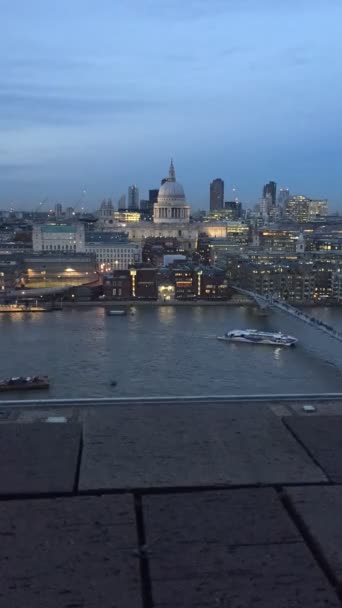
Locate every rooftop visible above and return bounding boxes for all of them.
[1,395,342,606]
[41,225,77,233]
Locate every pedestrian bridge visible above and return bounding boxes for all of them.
[233,286,342,343]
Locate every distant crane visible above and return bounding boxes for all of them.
[73,189,87,214]
[35,197,48,213]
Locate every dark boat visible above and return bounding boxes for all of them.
[0,376,50,392]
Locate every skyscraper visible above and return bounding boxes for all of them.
[54,203,63,219]
[128,185,140,210]
[278,188,290,207]
[210,179,224,211]
[262,181,277,206]
[117,195,126,210]
[149,189,159,206]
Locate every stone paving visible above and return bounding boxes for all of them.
[0,400,342,607]
[80,403,326,490]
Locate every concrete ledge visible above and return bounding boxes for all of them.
[79,403,326,491]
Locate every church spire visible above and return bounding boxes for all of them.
[168,158,176,181]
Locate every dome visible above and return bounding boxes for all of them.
[158,180,185,201]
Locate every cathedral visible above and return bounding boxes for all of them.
[153,160,191,224]
[127,160,198,251]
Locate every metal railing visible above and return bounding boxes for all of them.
[2,393,342,408]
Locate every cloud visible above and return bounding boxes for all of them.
[0,88,165,128]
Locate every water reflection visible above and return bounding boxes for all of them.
[274,347,282,362]
[158,305,176,324]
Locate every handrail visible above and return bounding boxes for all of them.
[2,393,342,408]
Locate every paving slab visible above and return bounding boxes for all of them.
[80,403,326,491]
[0,422,81,495]
[0,494,141,608]
[286,485,342,588]
[143,488,339,608]
[284,415,342,481]
[143,488,300,546]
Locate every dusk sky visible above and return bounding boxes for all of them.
[1,0,342,210]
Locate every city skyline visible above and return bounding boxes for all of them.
[1,0,342,207]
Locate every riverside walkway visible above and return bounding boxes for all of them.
[234,285,342,343]
[1,395,342,606]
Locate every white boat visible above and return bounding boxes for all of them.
[107,309,127,316]
[217,329,298,347]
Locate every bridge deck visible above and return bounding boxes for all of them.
[1,397,342,606]
[234,286,342,342]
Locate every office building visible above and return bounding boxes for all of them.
[54,203,63,219]
[113,210,141,223]
[210,178,224,211]
[65,207,75,220]
[85,232,141,271]
[262,181,277,206]
[128,186,140,210]
[139,189,158,220]
[32,223,85,253]
[278,189,290,207]
[257,227,300,252]
[224,201,242,220]
[308,199,328,218]
[118,195,126,210]
[285,195,327,223]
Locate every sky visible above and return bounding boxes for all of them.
[1,0,342,210]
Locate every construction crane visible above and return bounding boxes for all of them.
[35,197,48,213]
[73,190,87,214]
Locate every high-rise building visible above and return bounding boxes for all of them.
[210,179,224,211]
[263,181,277,206]
[139,189,158,220]
[278,188,290,207]
[54,203,63,219]
[223,201,242,220]
[117,195,126,210]
[149,189,159,206]
[128,186,140,210]
[65,207,75,219]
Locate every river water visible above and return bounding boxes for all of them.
[1,305,342,400]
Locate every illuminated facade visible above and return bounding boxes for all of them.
[85,241,141,271]
[258,228,300,252]
[285,196,328,222]
[113,210,141,223]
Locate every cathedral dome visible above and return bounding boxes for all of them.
[153,160,190,224]
[158,180,185,202]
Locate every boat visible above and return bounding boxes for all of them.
[0,376,50,392]
[0,304,56,313]
[217,329,298,347]
[107,309,127,316]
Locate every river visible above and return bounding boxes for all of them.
[1,305,342,400]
